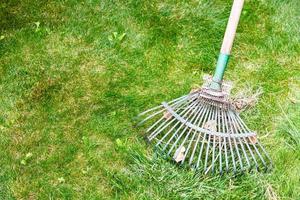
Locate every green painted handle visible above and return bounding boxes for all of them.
[210,0,244,91]
[210,53,230,91]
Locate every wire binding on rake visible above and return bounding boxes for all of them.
[137,89,272,175]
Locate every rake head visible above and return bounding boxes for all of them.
[137,76,272,175]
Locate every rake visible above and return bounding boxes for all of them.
[137,0,272,174]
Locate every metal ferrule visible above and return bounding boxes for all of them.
[210,53,230,91]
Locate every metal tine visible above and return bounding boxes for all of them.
[221,109,229,172]
[192,104,212,166]
[207,106,217,174]
[175,103,207,162]
[223,110,236,173]
[196,105,214,169]
[154,100,202,146]
[237,138,251,171]
[234,114,267,170]
[162,101,202,152]
[155,120,180,146]
[212,105,222,174]
[138,94,190,117]
[256,141,273,170]
[152,101,199,146]
[139,94,194,126]
[218,135,222,175]
[138,110,166,126]
[204,106,217,174]
[155,100,202,147]
[251,139,268,170]
[146,99,188,132]
[183,103,209,165]
[204,105,216,173]
[167,103,204,155]
[204,132,212,172]
[217,107,223,175]
[227,111,244,171]
[243,137,259,170]
[148,99,199,140]
[203,118,215,172]
[137,105,164,118]
[235,114,252,134]
[210,106,220,174]
[237,113,272,170]
[234,115,259,170]
[229,112,251,170]
[146,116,165,132]
[220,108,228,173]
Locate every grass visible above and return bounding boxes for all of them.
[0,0,299,199]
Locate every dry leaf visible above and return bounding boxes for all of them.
[203,120,217,132]
[163,111,172,120]
[249,135,258,144]
[173,146,186,163]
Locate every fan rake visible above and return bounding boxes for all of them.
[137,0,272,174]
[137,77,272,174]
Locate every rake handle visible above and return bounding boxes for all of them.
[221,0,245,54]
[210,0,245,91]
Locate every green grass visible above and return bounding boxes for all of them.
[0,0,299,199]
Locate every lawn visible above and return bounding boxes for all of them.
[0,0,299,199]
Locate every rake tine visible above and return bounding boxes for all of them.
[227,111,244,171]
[146,116,165,132]
[148,118,173,140]
[243,137,259,171]
[156,120,181,146]
[154,102,198,144]
[224,137,229,173]
[148,100,199,140]
[204,106,217,173]
[234,115,260,171]
[235,114,267,170]
[220,109,229,172]
[229,112,251,170]
[138,94,194,126]
[161,101,202,150]
[211,106,218,173]
[196,133,206,169]
[138,94,190,117]
[251,140,267,170]
[179,104,207,163]
[236,114,251,133]
[238,137,251,170]
[167,104,203,155]
[233,136,244,172]
[204,107,216,174]
[211,135,216,174]
[188,133,201,166]
[138,109,166,126]
[196,105,214,168]
[137,105,164,118]
[257,141,273,170]
[188,104,210,165]
[217,107,223,174]
[158,101,200,138]
[228,137,236,174]
[218,136,223,175]
[204,133,211,173]
[223,110,236,174]
[146,100,188,132]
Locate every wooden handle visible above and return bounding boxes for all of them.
[220,0,245,54]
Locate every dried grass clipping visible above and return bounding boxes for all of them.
[232,86,263,112]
